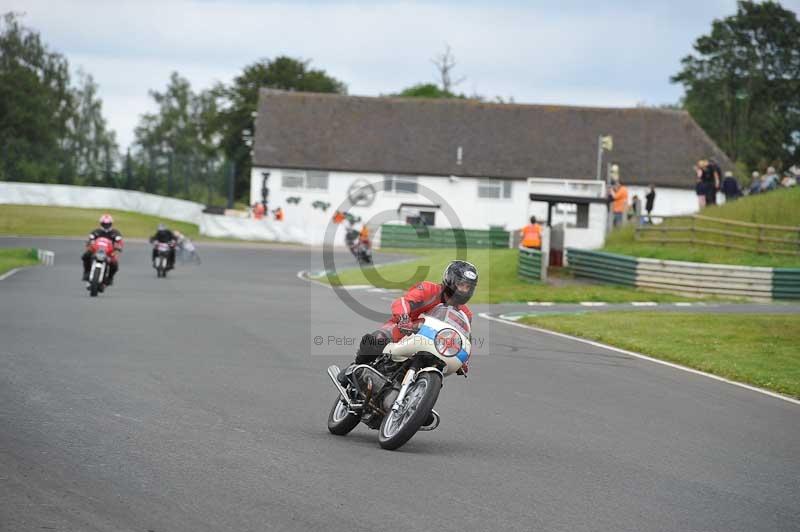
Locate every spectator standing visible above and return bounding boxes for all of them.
[695,166,707,209]
[721,171,741,201]
[645,185,656,224]
[252,202,266,219]
[520,216,543,249]
[781,173,797,188]
[700,159,719,205]
[748,171,761,195]
[609,180,628,227]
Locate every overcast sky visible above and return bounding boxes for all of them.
[4,0,799,150]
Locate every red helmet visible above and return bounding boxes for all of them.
[99,214,113,230]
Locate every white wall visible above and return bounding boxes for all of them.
[0,182,205,224]
[249,168,703,249]
[626,185,697,216]
[0,182,297,243]
[252,167,536,247]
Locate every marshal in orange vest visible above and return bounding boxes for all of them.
[520,216,542,249]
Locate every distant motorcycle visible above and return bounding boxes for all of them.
[153,242,172,278]
[327,303,471,450]
[86,237,114,297]
[345,228,373,265]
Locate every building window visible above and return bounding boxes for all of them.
[384,175,418,194]
[478,179,512,199]
[282,171,304,189]
[305,171,329,190]
[281,170,329,191]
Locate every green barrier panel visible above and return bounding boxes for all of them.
[773,268,800,300]
[380,224,509,249]
[518,248,543,283]
[566,248,637,287]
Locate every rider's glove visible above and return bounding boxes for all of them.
[396,313,414,333]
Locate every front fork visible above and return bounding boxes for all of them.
[390,369,417,413]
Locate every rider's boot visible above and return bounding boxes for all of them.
[82,271,89,281]
[337,332,386,385]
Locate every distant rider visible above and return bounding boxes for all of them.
[82,214,124,284]
[149,223,177,270]
[338,260,478,384]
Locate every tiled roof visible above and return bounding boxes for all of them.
[253,90,732,189]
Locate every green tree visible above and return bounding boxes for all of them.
[69,69,118,184]
[217,56,347,199]
[672,1,800,169]
[0,12,73,182]
[134,72,204,197]
[394,83,465,99]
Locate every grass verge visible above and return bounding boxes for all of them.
[520,312,800,398]
[604,188,800,267]
[321,248,699,304]
[0,204,200,239]
[0,248,38,276]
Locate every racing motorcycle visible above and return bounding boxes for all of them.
[345,227,373,265]
[86,237,114,297]
[153,241,172,278]
[327,303,470,450]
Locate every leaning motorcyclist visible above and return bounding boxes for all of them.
[338,260,478,384]
[149,223,177,270]
[82,213,124,284]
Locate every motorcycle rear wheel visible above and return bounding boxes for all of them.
[327,396,360,436]
[378,372,441,450]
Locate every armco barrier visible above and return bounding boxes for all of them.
[518,248,543,282]
[566,248,798,300]
[380,224,509,249]
[566,249,637,287]
[773,269,800,300]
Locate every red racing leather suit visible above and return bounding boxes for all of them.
[353,281,473,370]
[82,228,124,276]
[383,281,473,341]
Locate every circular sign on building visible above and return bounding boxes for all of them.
[347,179,377,207]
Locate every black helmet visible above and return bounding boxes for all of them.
[442,260,478,306]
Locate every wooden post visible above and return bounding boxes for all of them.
[540,227,550,282]
[758,226,763,254]
[690,216,696,246]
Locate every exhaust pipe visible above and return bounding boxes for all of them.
[418,409,440,432]
[326,365,353,407]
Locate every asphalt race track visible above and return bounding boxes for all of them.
[1,238,798,532]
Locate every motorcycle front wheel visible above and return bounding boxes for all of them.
[327,396,360,436]
[89,268,101,297]
[378,372,441,450]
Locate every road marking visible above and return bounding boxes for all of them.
[296,270,333,288]
[631,302,658,306]
[0,268,22,281]
[674,302,693,307]
[579,302,607,306]
[477,312,800,407]
[527,302,554,306]
[498,313,527,321]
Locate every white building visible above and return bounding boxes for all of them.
[250,91,733,248]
